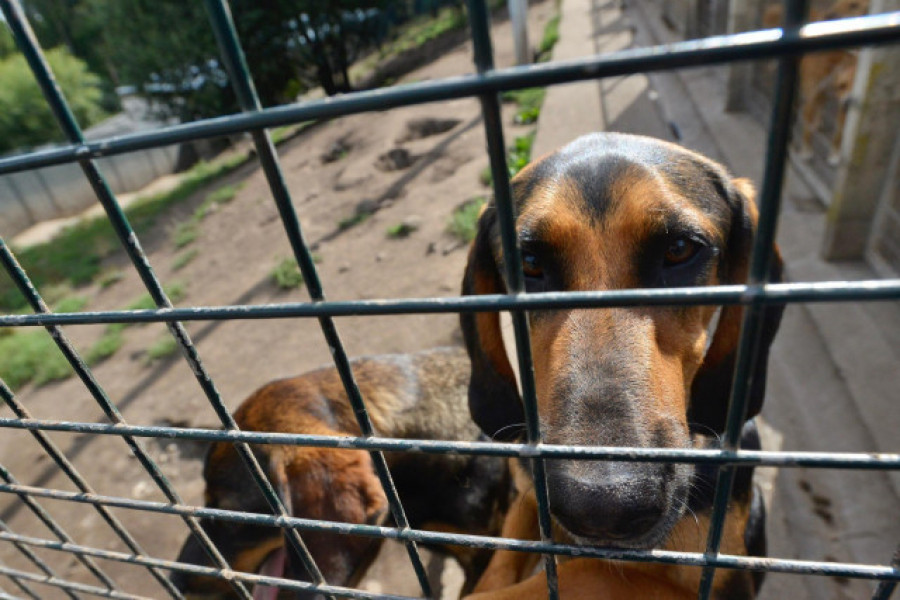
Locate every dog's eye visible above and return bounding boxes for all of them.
[521,251,543,278]
[663,237,700,266]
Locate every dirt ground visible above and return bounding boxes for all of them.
[0,4,557,598]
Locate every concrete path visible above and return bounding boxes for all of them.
[535,1,900,598]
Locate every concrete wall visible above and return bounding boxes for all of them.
[0,96,182,241]
[0,142,180,240]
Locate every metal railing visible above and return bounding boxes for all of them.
[0,0,898,599]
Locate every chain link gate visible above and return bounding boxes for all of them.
[0,0,898,598]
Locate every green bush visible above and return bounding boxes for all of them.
[0,330,72,390]
[0,47,106,154]
[271,258,305,289]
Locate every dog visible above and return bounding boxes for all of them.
[763,0,870,164]
[459,133,784,599]
[171,347,511,599]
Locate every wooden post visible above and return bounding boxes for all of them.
[822,0,900,261]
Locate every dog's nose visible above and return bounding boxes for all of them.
[548,463,666,543]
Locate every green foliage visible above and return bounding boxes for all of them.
[0,23,15,58]
[338,210,372,231]
[447,197,486,243]
[84,281,185,366]
[508,131,536,176]
[101,0,235,121]
[18,0,120,110]
[270,258,305,290]
[127,282,186,311]
[538,14,561,60]
[144,335,178,363]
[478,132,537,187]
[172,249,199,271]
[194,183,244,220]
[172,222,198,249]
[96,269,124,289]
[386,222,418,239]
[0,330,72,390]
[0,154,245,312]
[0,47,106,153]
[84,327,124,366]
[502,87,546,125]
[52,296,89,313]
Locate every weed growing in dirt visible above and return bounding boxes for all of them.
[508,131,536,175]
[538,13,561,60]
[338,210,372,231]
[96,269,123,289]
[0,151,247,312]
[53,295,88,313]
[172,222,199,249]
[448,197,487,243]
[127,282,186,311]
[171,182,245,249]
[502,88,546,125]
[0,330,72,390]
[386,222,418,239]
[172,249,199,271]
[271,258,305,289]
[84,326,124,366]
[144,335,178,364]
[83,281,186,368]
[479,131,537,187]
[195,183,244,220]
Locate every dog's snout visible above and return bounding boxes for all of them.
[547,462,668,544]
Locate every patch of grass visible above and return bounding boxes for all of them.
[338,210,372,231]
[126,281,186,311]
[508,131,536,176]
[478,131,537,187]
[52,295,88,313]
[447,197,487,243]
[0,329,72,390]
[270,122,312,145]
[270,258,304,289]
[0,282,187,388]
[172,249,199,271]
[0,151,248,312]
[502,88,547,125]
[85,327,124,366]
[144,335,178,364]
[194,183,244,220]
[386,222,418,239]
[538,14,561,60]
[96,269,123,289]
[172,222,199,249]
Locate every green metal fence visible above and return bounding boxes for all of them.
[0,0,898,599]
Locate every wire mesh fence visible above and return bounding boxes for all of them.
[0,0,898,599]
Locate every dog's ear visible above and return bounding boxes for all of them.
[460,204,525,441]
[689,178,785,434]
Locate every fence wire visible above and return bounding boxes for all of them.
[0,0,898,599]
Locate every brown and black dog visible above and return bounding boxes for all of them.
[460,133,784,599]
[171,347,511,599]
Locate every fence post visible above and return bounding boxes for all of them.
[822,0,900,261]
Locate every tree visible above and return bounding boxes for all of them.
[100,0,396,121]
[0,47,106,154]
[20,0,121,111]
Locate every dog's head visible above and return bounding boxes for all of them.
[171,441,386,599]
[461,133,784,548]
